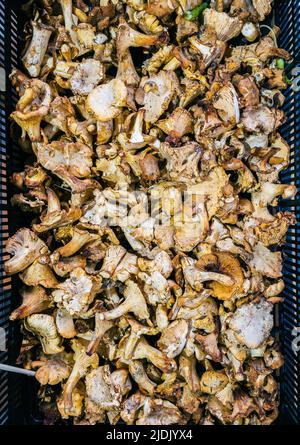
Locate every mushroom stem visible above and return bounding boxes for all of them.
[181,257,235,287]
[116,20,161,87]
[124,333,141,360]
[5,228,49,275]
[216,0,223,12]
[179,354,200,393]
[59,0,81,48]
[198,270,235,286]
[12,108,47,142]
[63,341,98,412]
[124,318,158,360]
[54,167,99,194]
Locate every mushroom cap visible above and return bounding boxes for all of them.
[56,309,77,339]
[156,107,193,139]
[200,370,229,395]
[70,59,105,95]
[157,319,189,358]
[250,242,282,278]
[229,300,273,349]
[5,228,49,275]
[85,366,122,410]
[20,260,59,288]
[252,0,272,21]
[52,267,102,316]
[139,71,179,123]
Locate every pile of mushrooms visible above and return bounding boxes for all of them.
[5,0,295,425]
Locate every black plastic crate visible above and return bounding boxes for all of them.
[0,0,300,425]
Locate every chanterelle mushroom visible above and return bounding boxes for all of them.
[196,253,244,300]
[87,79,128,121]
[213,83,240,125]
[156,108,193,139]
[85,366,122,410]
[70,59,105,95]
[138,71,179,123]
[136,398,183,425]
[63,339,98,413]
[157,320,189,358]
[33,188,81,233]
[22,21,53,77]
[250,242,282,279]
[19,259,59,288]
[24,313,63,355]
[159,141,202,182]
[200,370,229,395]
[99,279,150,322]
[52,268,102,316]
[229,300,273,349]
[11,78,52,141]
[7,0,293,426]
[182,256,235,292]
[10,286,51,320]
[55,308,77,339]
[242,106,283,135]
[116,20,161,88]
[37,140,93,179]
[131,336,177,373]
[5,228,49,275]
[252,0,272,21]
[129,360,157,396]
[203,9,243,42]
[33,353,72,386]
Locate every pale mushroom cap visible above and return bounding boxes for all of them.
[229,300,274,349]
[87,79,128,122]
